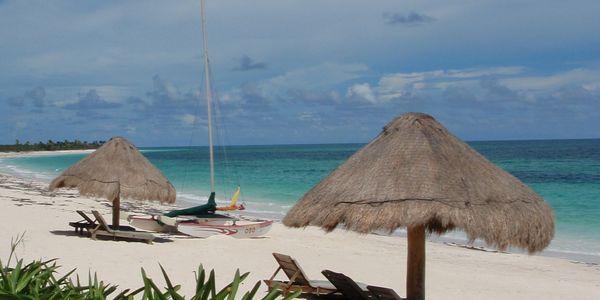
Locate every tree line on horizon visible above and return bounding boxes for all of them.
[0,139,105,152]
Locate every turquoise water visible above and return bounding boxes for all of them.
[1,140,599,263]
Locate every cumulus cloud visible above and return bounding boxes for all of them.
[63,89,120,110]
[442,86,479,105]
[142,75,202,120]
[500,68,600,91]
[383,11,435,26]
[346,83,376,103]
[480,76,518,101]
[257,62,367,105]
[222,62,367,109]
[25,87,46,107]
[266,62,367,92]
[179,113,198,126]
[232,55,267,71]
[287,89,341,106]
[7,96,25,107]
[147,75,181,103]
[298,111,321,123]
[8,86,46,108]
[345,66,528,104]
[540,85,600,115]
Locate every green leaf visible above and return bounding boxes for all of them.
[226,269,243,300]
[192,265,206,299]
[9,259,24,292]
[241,281,261,300]
[159,264,184,300]
[141,268,167,300]
[200,270,216,300]
[281,289,302,300]
[261,287,282,300]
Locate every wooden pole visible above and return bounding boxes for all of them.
[407,225,426,300]
[112,190,120,228]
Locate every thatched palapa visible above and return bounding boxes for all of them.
[50,137,175,226]
[283,112,554,300]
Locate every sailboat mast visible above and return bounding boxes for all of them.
[201,0,215,193]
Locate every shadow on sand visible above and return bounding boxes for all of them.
[49,230,174,244]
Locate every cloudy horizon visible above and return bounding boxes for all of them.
[2,0,599,146]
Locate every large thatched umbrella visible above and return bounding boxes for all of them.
[283,112,554,300]
[50,137,176,227]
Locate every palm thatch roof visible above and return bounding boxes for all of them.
[284,112,554,253]
[49,137,175,204]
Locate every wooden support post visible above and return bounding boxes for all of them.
[112,193,120,228]
[407,225,426,300]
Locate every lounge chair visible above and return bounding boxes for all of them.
[264,253,337,296]
[366,286,404,300]
[69,210,136,234]
[89,210,155,244]
[322,270,403,300]
[69,210,97,234]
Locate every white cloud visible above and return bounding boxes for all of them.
[263,62,367,93]
[179,114,197,126]
[444,66,525,79]
[501,68,600,91]
[298,111,320,123]
[125,125,137,134]
[79,85,133,102]
[347,65,600,104]
[346,83,377,103]
[221,62,368,105]
[345,66,525,104]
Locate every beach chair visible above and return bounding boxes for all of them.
[264,253,337,296]
[69,210,98,234]
[89,210,155,244]
[322,270,404,300]
[69,210,137,234]
[366,286,404,300]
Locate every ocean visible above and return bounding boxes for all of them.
[1,139,599,264]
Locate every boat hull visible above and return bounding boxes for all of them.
[177,219,273,238]
[127,214,273,238]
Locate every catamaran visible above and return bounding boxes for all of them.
[127,0,272,238]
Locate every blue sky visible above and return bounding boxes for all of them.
[1,0,599,146]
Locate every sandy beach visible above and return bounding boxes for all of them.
[0,169,598,299]
[0,149,96,158]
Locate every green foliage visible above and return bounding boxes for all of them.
[0,139,105,152]
[134,264,300,300]
[0,234,299,299]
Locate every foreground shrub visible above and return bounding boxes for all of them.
[0,234,299,299]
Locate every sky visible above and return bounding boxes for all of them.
[1,0,600,146]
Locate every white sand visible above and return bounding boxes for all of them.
[0,172,599,299]
[0,149,96,158]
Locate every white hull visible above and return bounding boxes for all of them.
[177,219,273,238]
[128,214,273,238]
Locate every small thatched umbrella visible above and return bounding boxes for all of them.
[283,112,554,300]
[50,137,176,227]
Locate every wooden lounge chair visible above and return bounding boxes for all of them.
[89,210,155,244]
[69,210,136,234]
[264,253,337,296]
[322,270,403,300]
[366,286,404,300]
[69,210,98,234]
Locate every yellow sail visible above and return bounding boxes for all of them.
[217,186,242,211]
[230,186,240,206]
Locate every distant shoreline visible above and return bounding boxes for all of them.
[0,149,94,158]
[2,137,598,150]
